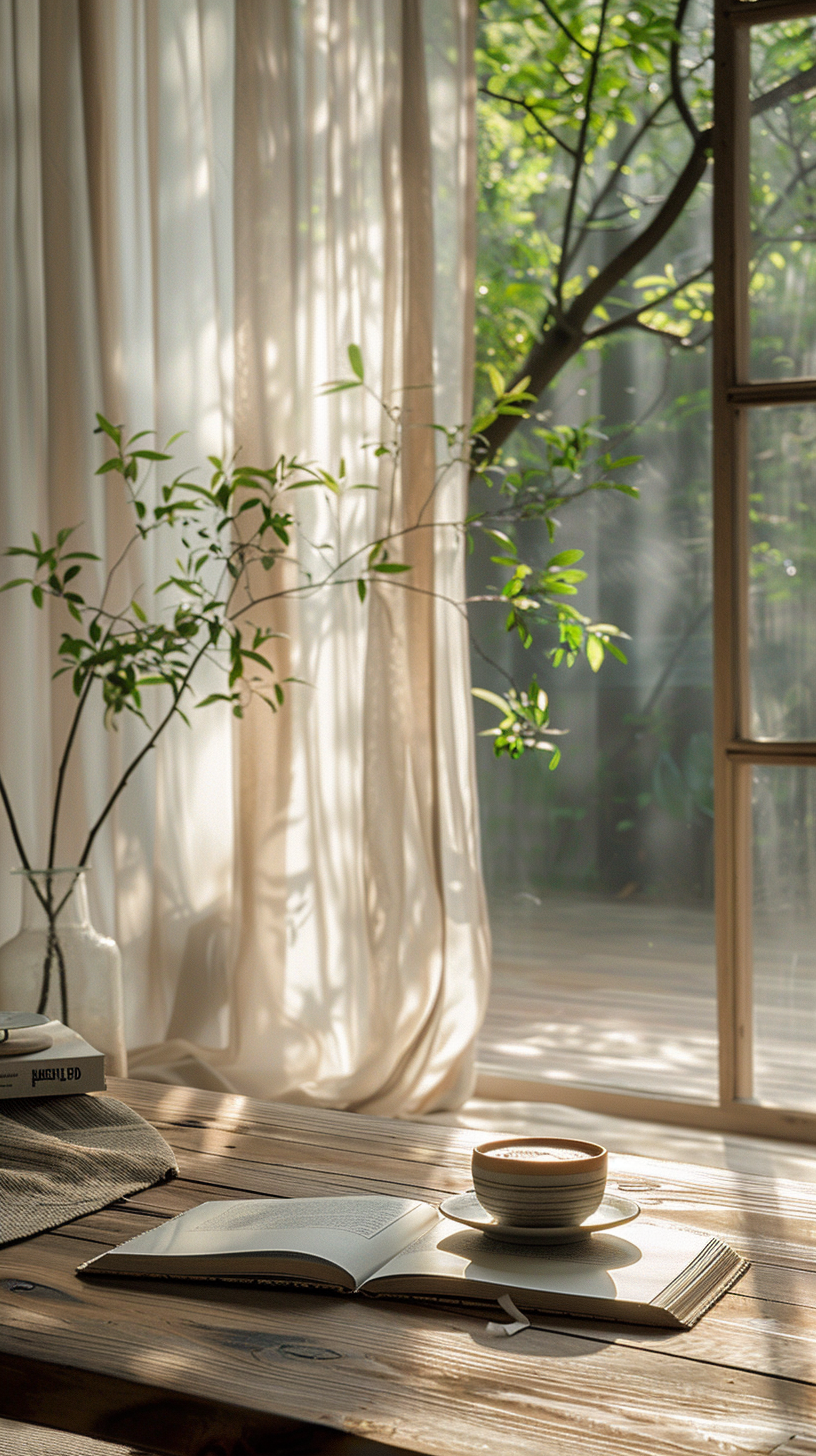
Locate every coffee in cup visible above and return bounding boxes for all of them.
[471,1137,608,1227]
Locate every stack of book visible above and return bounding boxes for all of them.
[0,1013,105,1099]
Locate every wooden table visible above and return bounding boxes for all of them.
[2,1078,816,1456]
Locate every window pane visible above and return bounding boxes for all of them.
[753,764,816,1110]
[473,341,718,1101]
[748,404,816,740]
[472,0,717,1102]
[750,23,816,380]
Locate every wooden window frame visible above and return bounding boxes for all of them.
[478,0,816,1143]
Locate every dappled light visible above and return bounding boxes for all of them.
[478,893,719,1099]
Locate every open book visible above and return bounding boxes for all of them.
[78,1194,747,1328]
[77,1188,746,1327]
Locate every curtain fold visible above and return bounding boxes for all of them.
[0,0,488,1115]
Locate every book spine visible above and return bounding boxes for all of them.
[0,1057,106,1099]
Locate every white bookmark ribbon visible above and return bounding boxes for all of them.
[485,1293,531,1337]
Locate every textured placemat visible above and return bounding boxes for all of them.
[0,1094,178,1247]
[0,1418,158,1456]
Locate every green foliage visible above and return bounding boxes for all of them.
[470,1,816,782]
[748,19,816,377]
[468,386,635,755]
[475,0,714,415]
[473,677,562,763]
[1,338,622,878]
[475,2,816,424]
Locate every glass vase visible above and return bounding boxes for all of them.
[0,868,127,1077]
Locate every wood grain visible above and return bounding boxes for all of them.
[2,1077,816,1456]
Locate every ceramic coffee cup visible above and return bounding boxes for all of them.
[471,1137,608,1227]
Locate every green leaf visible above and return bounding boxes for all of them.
[131,599,148,623]
[348,343,365,380]
[94,414,122,448]
[31,585,44,609]
[586,635,604,672]
[96,458,123,475]
[357,578,367,603]
[195,692,234,709]
[0,578,30,592]
[605,641,628,664]
[487,363,505,398]
[319,380,361,395]
[373,562,411,574]
[132,449,172,462]
[241,649,274,671]
[482,529,517,553]
[472,687,511,713]
[547,549,584,568]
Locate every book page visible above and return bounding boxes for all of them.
[363,1217,715,1316]
[86,1196,439,1289]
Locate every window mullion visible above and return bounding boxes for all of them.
[713,4,752,1107]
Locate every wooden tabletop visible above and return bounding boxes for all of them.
[2,1078,816,1456]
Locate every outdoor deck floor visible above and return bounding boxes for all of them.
[476,892,816,1112]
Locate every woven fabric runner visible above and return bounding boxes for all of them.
[0,1093,178,1247]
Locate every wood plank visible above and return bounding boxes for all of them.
[2,1233,816,1456]
[109,1079,478,1165]
[23,1220,816,1388]
[0,1352,407,1456]
[9,1080,816,1455]
[151,1123,471,1196]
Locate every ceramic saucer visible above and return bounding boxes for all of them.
[439,1190,640,1244]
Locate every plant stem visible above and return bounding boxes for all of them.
[54,923,69,1023]
[0,769,31,870]
[48,671,95,869]
[37,922,53,1014]
[77,641,211,869]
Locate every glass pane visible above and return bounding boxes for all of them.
[750,23,816,380]
[473,334,718,1101]
[753,765,816,1110]
[748,405,816,740]
[472,0,717,1101]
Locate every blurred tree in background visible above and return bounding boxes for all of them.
[471,0,816,902]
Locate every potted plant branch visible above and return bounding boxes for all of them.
[0,348,630,1068]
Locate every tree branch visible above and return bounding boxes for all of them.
[477,126,713,460]
[586,263,711,339]
[564,96,671,269]
[480,84,578,156]
[556,0,611,305]
[670,0,700,143]
[535,0,593,56]
[751,59,816,117]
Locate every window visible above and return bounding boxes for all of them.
[711,0,816,1135]
[475,0,816,1140]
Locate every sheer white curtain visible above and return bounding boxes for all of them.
[0,0,489,1114]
